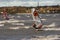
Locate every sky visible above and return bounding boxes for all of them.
[0,0,60,7]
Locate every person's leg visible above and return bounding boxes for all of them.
[3,15,6,19]
[33,16,38,29]
[36,16,43,29]
[32,22,38,29]
[33,16,42,29]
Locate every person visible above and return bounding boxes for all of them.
[1,9,9,20]
[33,10,38,19]
[32,8,43,30]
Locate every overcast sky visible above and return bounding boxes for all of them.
[0,0,60,7]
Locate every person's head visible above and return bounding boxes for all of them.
[35,8,38,10]
[34,9,38,12]
[35,8,39,12]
